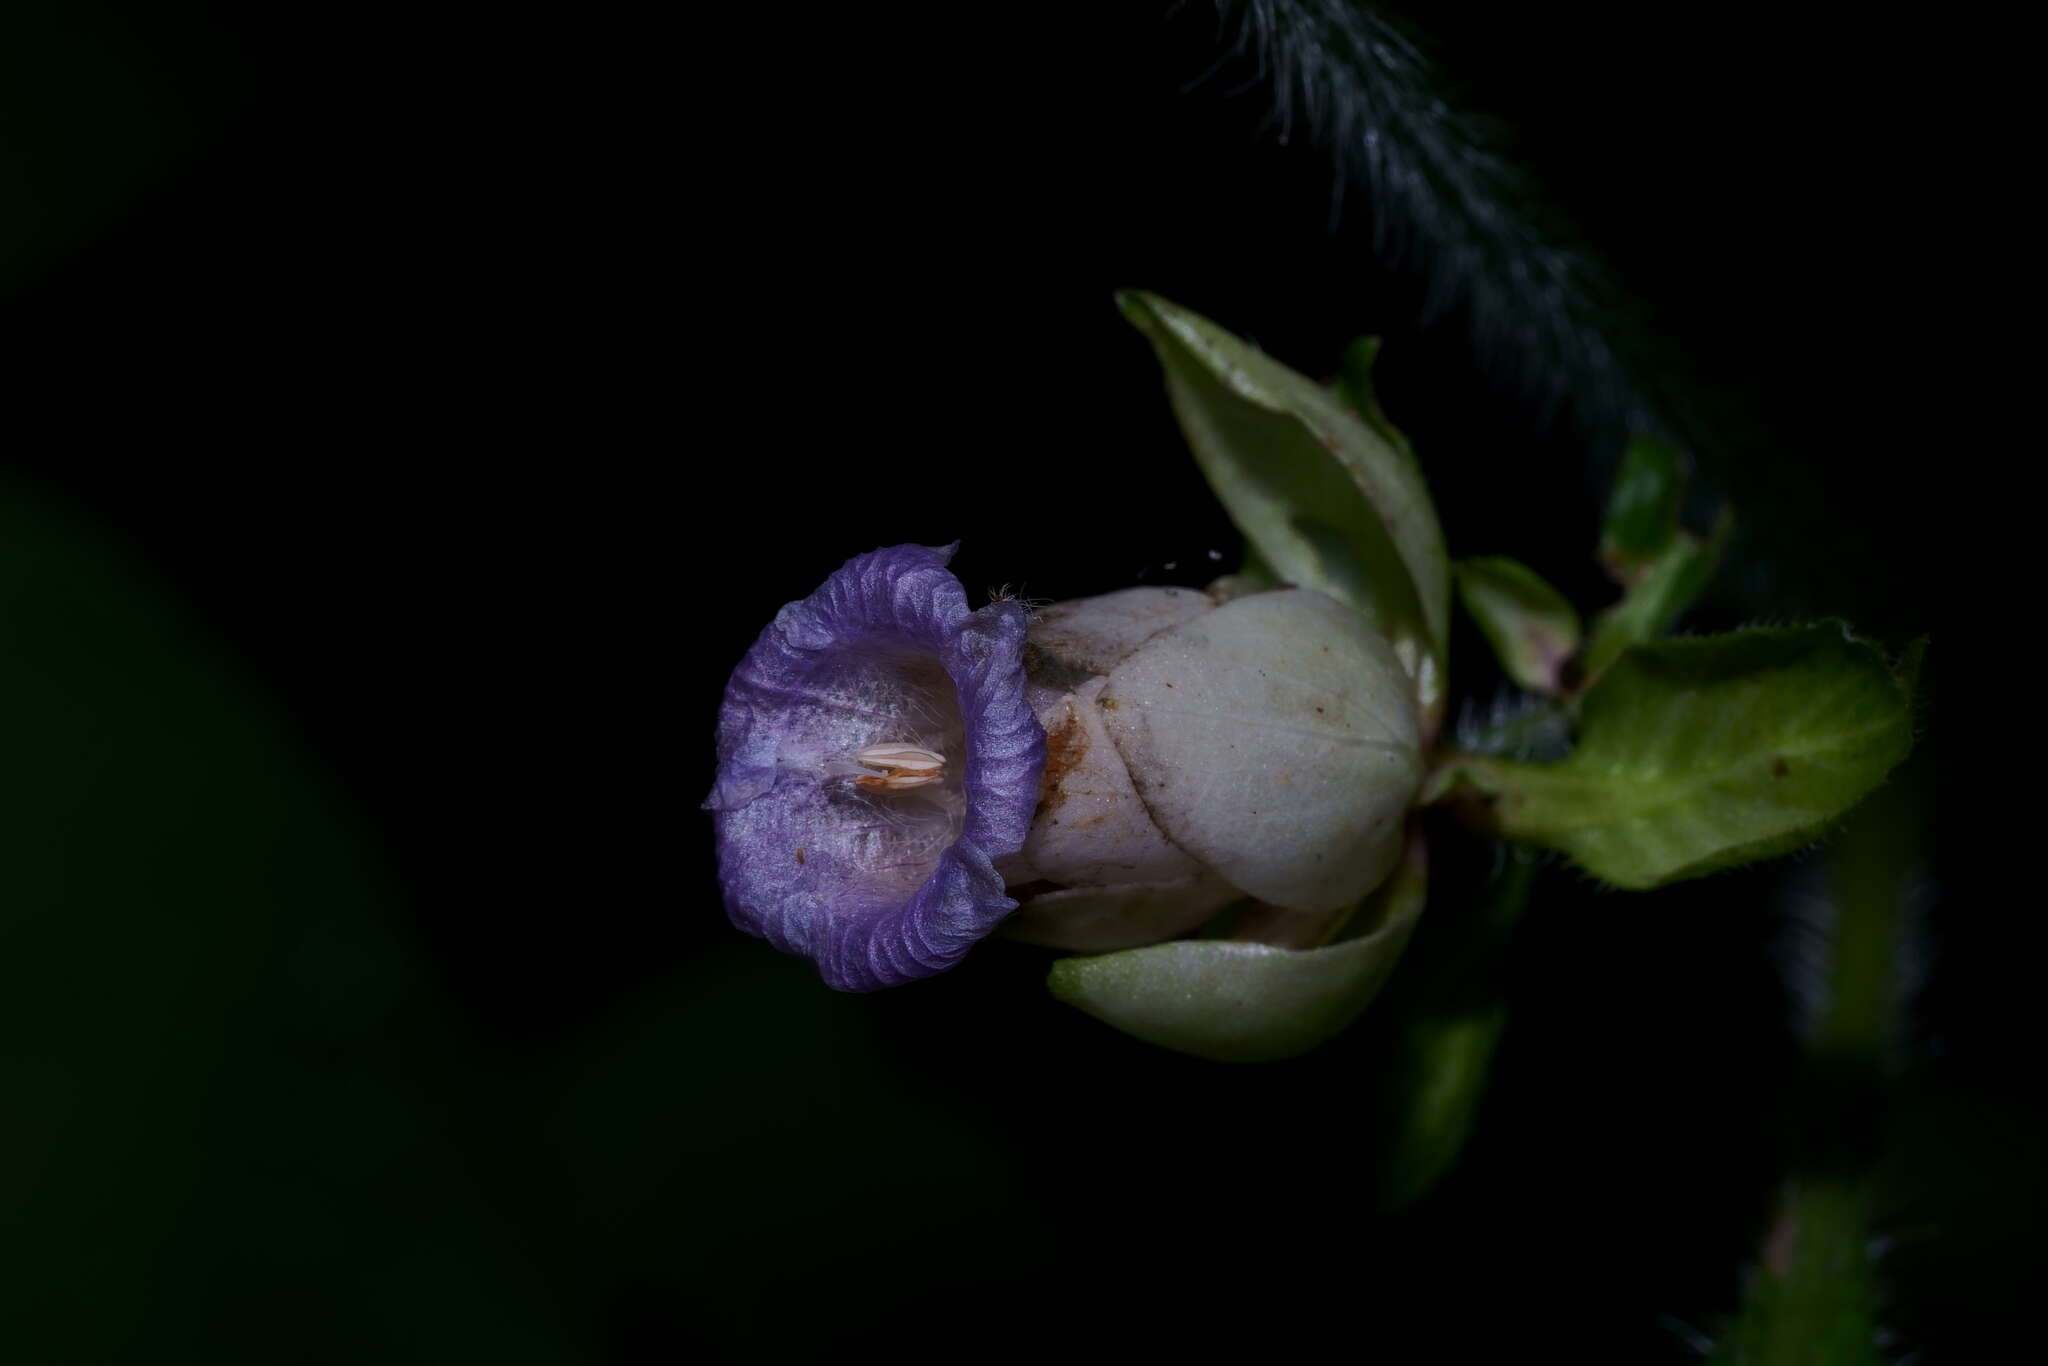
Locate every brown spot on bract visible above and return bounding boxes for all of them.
[1034,704,1090,816]
[1098,696,1119,710]
[794,848,806,864]
[1771,757,1790,778]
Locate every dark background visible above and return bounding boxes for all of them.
[1,3,2029,1360]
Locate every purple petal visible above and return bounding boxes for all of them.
[706,544,1046,990]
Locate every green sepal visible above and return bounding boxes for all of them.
[1331,335,1421,471]
[1117,291,1449,730]
[1429,624,1919,890]
[1454,556,1583,695]
[1047,827,1429,1063]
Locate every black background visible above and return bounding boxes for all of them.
[1,3,2030,1360]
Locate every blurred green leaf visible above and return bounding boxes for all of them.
[1430,625,1918,890]
[1117,290,1449,728]
[1370,846,1537,1211]
[1454,556,1583,695]
[0,476,578,1362]
[1601,432,1687,572]
[1376,1007,1507,1209]
[1048,827,1427,1062]
[1580,507,1731,682]
[0,5,211,293]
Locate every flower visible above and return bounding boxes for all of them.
[707,549,1425,986]
[1001,584,1424,951]
[705,544,1046,991]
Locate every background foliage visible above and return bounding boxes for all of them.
[1,3,2027,1360]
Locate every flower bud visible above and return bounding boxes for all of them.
[1003,585,1424,950]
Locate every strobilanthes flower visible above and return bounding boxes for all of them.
[704,544,1046,991]
[702,296,1921,1088]
[707,544,1427,987]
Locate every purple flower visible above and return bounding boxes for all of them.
[705,544,1046,990]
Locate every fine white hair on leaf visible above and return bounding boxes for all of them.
[1201,0,1648,431]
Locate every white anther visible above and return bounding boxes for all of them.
[854,744,944,773]
[849,743,947,791]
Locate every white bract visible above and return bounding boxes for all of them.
[1000,585,1424,951]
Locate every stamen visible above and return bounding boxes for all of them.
[850,742,946,791]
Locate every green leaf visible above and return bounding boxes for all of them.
[1048,828,1429,1062]
[1430,625,1918,890]
[1454,556,1583,695]
[1601,432,1687,571]
[1579,508,1731,681]
[1117,290,1449,728]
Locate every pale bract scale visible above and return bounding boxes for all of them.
[1005,584,1424,949]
